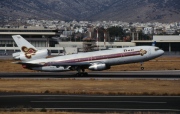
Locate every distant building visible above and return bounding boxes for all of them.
[143,27,153,34]
[165,28,176,35]
[133,35,180,54]
[154,27,164,35]
[63,30,74,36]
[0,26,63,55]
[74,27,85,33]
[0,27,136,56]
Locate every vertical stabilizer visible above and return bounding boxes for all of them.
[12,35,37,52]
[152,41,156,46]
[12,35,49,61]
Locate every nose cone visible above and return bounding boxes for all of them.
[149,48,164,60]
[159,49,164,56]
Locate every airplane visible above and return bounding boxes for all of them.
[12,35,164,76]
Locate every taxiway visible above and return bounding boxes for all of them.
[0,94,179,113]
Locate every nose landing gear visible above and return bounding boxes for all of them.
[140,62,144,70]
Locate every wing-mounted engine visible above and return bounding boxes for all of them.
[88,63,110,71]
[12,49,51,61]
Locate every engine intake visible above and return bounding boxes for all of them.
[88,63,110,71]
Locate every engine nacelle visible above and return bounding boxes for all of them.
[12,52,21,60]
[88,63,110,71]
[12,49,51,61]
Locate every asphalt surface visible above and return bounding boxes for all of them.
[0,71,180,79]
[0,94,179,113]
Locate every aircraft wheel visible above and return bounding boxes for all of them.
[80,73,84,77]
[141,67,144,70]
[76,73,81,76]
[80,72,88,76]
[76,72,88,76]
[83,72,88,76]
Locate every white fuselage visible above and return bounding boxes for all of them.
[25,46,164,72]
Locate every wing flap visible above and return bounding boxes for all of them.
[50,62,91,66]
[12,61,43,67]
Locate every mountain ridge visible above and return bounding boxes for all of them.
[0,0,180,23]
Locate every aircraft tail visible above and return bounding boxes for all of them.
[152,41,156,46]
[12,35,37,52]
[12,35,50,61]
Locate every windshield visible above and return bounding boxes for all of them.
[155,47,160,51]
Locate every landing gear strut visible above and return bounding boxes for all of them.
[140,62,144,70]
[76,68,88,76]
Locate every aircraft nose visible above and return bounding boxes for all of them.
[159,49,164,56]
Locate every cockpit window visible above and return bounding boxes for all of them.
[155,47,159,51]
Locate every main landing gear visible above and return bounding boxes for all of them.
[140,62,144,70]
[76,68,88,76]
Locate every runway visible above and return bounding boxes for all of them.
[0,94,179,113]
[0,71,179,113]
[0,70,180,79]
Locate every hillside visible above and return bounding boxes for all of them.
[0,0,180,22]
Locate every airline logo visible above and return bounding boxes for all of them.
[140,49,147,56]
[21,46,37,59]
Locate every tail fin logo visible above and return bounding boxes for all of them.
[21,46,37,59]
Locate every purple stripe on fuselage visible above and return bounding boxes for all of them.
[45,51,142,65]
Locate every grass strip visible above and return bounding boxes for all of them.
[0,79,179,96]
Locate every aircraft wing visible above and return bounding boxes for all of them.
[12,61,43,67]
[13,61,93,67]
[13,61,106,70]
[47,61,92,67]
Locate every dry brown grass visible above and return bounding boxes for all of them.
[0,79,179,95]
[0,59,35,72]
[108,56,180,71]
[0,56,180,72]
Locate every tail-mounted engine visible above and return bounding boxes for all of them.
[12,49,51,61]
